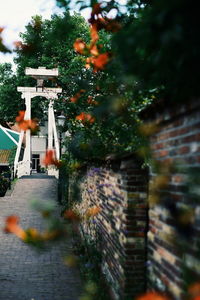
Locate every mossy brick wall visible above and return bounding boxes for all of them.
[77,159,148,300]
[146,100,200,299]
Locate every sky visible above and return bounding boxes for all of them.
[0,0,91,69]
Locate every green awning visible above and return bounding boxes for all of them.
[0,126,19,150]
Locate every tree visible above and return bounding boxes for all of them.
[14,13,92,120]
[0,63,22,123]
[14,6,151,163]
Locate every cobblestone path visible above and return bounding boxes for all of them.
[0,176,82,300]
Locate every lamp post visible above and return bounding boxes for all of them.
[57,114,66,159]
[57,113,66,204]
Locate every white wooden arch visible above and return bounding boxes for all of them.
[14,86,62,178]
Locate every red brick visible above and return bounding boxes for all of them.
[178,146,190,155]
[169,127,190,138]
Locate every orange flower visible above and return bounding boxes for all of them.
[136,292,170,300]
[70,96,79,103]
[25,228,42,241]
[73,38,87,54]
[13,41,23,48]
[16,111,38,132]
[87,96,98,105]
[94,17,122,33]
[20,119,38,131]
[90,25,99,43]
[43,150,61,167]
[92,53,110,72]
[193,297,200,300]
[70,89,86,103]
[63,209,80,221]
[85,57,94,69]
[76,112,95,123]
[85,53,110,72]
[42,230,62,241]
[188,282,200,297]
[4,216,26,240]
[13,41,34,52]
[86,206,101,217]
[75,112,85,121]
[16,110,25,122]
[89,44,99,56]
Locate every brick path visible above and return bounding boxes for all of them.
[0,176,82,300]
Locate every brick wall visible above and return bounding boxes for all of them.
[146,100,200,299]
[75,158,148,299]
[69,100,200,300]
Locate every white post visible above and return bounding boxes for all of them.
[48,99,53,150]
[23,93,31,175]
[51,108,60,160]
[14,130,25,176]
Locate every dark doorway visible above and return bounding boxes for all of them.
[32,154,40,173]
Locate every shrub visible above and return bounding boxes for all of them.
[0,175,9,197]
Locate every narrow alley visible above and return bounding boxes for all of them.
[0,175,82,300]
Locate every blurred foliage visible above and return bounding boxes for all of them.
[114,0,200,100]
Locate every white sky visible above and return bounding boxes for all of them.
[0,0,91,69]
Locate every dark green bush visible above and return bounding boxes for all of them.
[0,175,9,197]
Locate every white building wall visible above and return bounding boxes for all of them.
[32,136,46,152]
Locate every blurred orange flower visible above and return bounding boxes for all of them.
[43,150,61,167]
[92,53,110,72]
[90,25,99,43]
[63,209,80,221]
[70,89,86,103]
[76,112,95,123]
[16,110,38,132]
[89,44,99,56]
[73,38,87,54]
[85,57,94,69]
[16,110,25,122]
[25,228,42,241]
[188,282,200,297]
[42,229,61,241]
[13,41,34,52]
[13,41,23,48]
[86,206,101,217]
[87,96,98,105]
[136,292,170,300]
[85,53,110,72]
[4,216,26,240]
